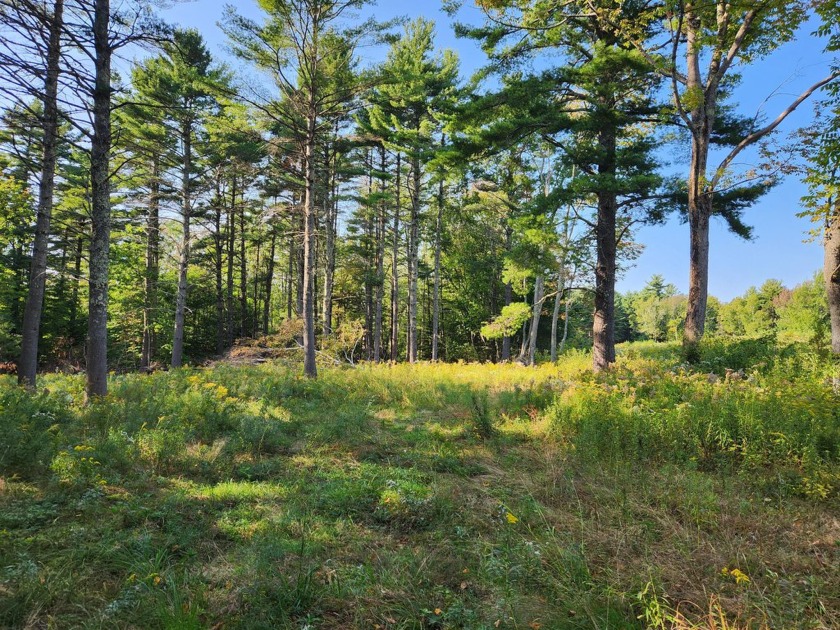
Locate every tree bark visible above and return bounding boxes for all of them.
[373,146,387,362]
[826,208,840,354]
[18,0,64,388]
[550,272,563,362]
[390,152,401,362]
[302,112,318,377]
[239,188,248,338]
[226,176,236,344]
[526,274,544,365]
[431,176,443,361]
[322,142,337,337]
[252,226,261,335]
[141,156,161,369]
[407,155,421,363]
[286,227,294,319]
[501,227,512,361]
[171,118,192,368]
[592,124,618,372]
[86,0,111,400]
[264,224,277,335]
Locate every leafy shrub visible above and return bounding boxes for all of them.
[50,445,106,487]
[545,357,840,498]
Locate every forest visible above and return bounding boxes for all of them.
[1,0,839,628]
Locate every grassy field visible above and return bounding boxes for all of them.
[1,342,839,629]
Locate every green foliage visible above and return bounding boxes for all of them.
[1,350,839,628]
[481,302,531,339]
[0,385,68,477]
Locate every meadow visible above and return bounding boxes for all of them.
[1,341,838,629]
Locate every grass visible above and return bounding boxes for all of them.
[0,342,838,628]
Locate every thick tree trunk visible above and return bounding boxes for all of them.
[141,157,161,369]
[682,12,715,354]
[684,192,711,351]
[171,119,192,368]
[526,274,544,365]
[390,153,401,362]
[683,130,712,354]
[592,192,617,372]
[431,178,443,361]
[18,0,64,388]
[407,156,421,363]
[592,116,618,372]
[826,209,840,354]
[86,0,111,400]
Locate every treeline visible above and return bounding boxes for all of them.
[1,0,839,396]
[614,274,830,349]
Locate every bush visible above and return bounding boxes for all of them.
[545,355,840,498]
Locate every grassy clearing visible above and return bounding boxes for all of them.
[1,343,838,629]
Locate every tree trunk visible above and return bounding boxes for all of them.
[70,232,82,339]
[683,130,712,355]
[239,189,248,338]
[592,188,617,372]
[264,225,277,335]
[373,147,387,362]
[526,274,544,365]
[226,176,236,344]
[407,155,421,363]
[86,0,111,400]
[550,273,563,362]
[560,290,571,355]
[431,177,443,361]
[141,156,161,369]
[322,143,337,337]
[171,118,192,368]
[518,319,528,361]
[826,208,840,354]
[253,228,262,335]
[390,152,401,362]
[286,228,294,319]
[592,109,619,373]
[501,227,512,361]
[18,0,64,387]
[365,154,374,358]
[681,11,715,354]
[302,121,318,377]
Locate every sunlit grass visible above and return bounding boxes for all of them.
[0,341,838,628]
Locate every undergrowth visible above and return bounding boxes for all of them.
[0,341,837,628]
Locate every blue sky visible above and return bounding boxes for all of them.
[158,0,835,302]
